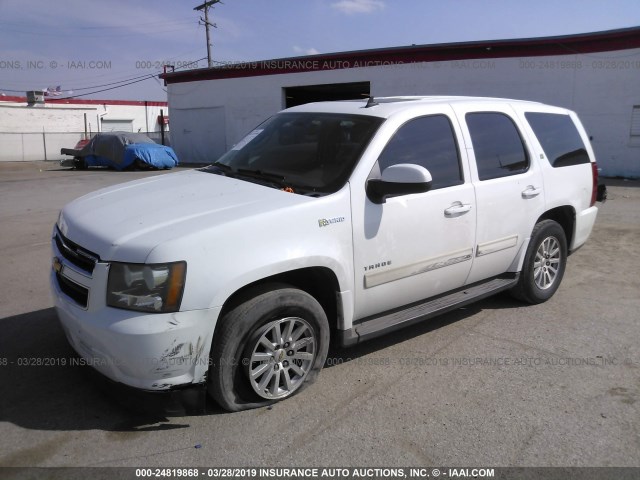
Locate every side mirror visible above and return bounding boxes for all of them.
[366,164,432,204]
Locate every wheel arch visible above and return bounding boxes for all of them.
[510,205,576,273]
[536,205,575,252]
[215,267,342,338]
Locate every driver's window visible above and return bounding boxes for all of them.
[378,115,463,190]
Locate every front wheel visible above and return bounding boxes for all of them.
[208,286,330,412]
[511,219,567,304]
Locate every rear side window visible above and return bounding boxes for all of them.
[525,112,590,167]
[378,115,462,190]
[466,112,529,181]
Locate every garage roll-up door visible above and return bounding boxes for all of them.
[101,119,134,132]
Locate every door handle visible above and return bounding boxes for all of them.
[522,185,542,199]
[444,202,472,217]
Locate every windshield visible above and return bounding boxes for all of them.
[203,112,383,195]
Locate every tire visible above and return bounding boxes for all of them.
[511,219,567,304]
[208,285,330,412]
[74,158,87,170]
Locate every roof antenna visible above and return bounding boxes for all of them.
[364,96,378,108]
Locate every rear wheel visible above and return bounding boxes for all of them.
[208,286,329,411]
[511,219,567,304]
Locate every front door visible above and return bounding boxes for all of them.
[351,111,476,321]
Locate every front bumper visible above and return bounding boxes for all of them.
[50,230,220,402]
[83,359,208,415]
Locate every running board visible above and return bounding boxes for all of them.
[339,275,519,346]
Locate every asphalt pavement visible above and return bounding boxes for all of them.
[0,161,638,469]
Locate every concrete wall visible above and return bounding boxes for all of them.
[0,100,169,161]
[1,104,94,133]
[167,48,640,177]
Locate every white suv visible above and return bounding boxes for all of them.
[51,96,600,412]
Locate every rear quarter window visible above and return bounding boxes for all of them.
[525,112,590,168]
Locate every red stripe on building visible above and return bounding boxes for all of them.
[0,95,167,107]
[161,27,640,84]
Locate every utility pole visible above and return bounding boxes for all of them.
[194,0,222,68]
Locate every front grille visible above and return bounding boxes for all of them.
[54,228,99,274]
[56,272,89,308]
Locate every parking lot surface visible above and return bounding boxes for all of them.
[0,161,638,468]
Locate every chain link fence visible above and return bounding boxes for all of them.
[0,131,170,162]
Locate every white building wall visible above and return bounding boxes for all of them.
[167,47,640,177]
[0,100,169,161]
[0,103,96,133]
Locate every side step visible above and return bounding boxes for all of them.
[339,275,519,346]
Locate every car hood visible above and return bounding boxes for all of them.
[59,170,312,262]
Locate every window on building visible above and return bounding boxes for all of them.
[466,112,529,180]
[631,106,640,137]
[377,115,463,190]
[525,112,590,168]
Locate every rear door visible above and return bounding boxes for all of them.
[452,103,546,284]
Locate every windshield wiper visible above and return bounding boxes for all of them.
[236,168,285,182]
[204,165,293,190]
[202,161,233,174]
[236,169,323,195]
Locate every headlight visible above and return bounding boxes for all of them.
[57,210,68,236]
[107,261,186,313]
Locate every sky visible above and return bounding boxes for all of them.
[1,0,639,101]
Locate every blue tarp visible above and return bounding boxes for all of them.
[85,143,179,170]
[124,143,179,169]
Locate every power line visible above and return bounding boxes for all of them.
[1,72,172,92]
[152,76,168,93]
[52,57,207,99]
[1,57,206,99]
[53,75,158,100]
[1,73,156,96]
[0,44,207,91]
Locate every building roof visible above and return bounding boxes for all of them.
[0,95,167,107]
[161,26,640,85]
